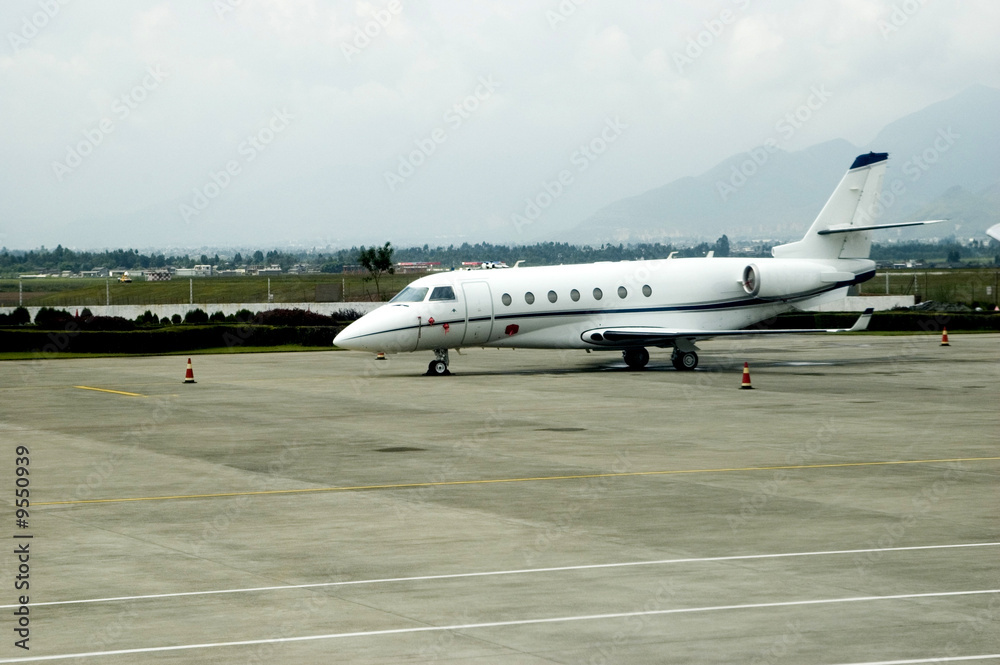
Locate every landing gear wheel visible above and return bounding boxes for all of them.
[427,360,449,376]
[622,347,650,369]
[426,349,451,376]
[672,350,698,371]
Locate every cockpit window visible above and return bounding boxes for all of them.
[389,286,429,303]
[429,286,456,301]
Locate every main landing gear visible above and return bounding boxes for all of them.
[622,347,650,369]
[671,349,698,371]
[426,348,451,376]
[622,346,698,371]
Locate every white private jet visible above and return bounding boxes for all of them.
[335,152,941,375]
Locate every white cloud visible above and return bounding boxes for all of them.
[0,0,998,248]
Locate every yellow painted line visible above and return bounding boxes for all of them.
[34,456,1000,507]
[74,386,145,397]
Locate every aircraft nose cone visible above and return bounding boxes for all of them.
[333,305,418,353]
[332,325,356,349]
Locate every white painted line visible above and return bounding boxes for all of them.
[5,541,996,609]
[0,589,996,663]
[826,656,1000,665]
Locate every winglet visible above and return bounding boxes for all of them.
[847,307,874,332]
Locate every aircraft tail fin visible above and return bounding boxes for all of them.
[772,152,889,260]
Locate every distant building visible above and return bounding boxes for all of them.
[461,261,508,270]
[175,265,215,277]
[245,264,282,276]
[395,261,441,274]
[81,267,109,278]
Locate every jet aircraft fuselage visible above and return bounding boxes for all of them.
[334,152,940,374]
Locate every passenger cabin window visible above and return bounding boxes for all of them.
[570,289,580,302]
[642,284,652,297]
[501,293,512,306]
[548,290,558,303]
[429,286,456,301]
[618,286,628,299]
[525,292,535,304]
[593,288,603,300]
[390,286,429,303]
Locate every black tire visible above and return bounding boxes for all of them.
[672,351,698,371]
[428,360,449,376]
[622,347,650,369]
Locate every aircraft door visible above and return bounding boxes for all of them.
[462,281,494,345]
[418,284,463,349]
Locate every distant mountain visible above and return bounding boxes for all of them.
[902,181,1000,242]
[566,85,1000,244]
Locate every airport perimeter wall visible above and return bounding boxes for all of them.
[803,296,915,312]
[0,301,383,321]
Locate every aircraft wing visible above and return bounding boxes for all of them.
[582,308,873,347]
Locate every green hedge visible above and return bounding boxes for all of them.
[768,311,1000,332]
[2,312,997,355]
[0,325,344,354]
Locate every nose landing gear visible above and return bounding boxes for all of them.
[426,349,451,376]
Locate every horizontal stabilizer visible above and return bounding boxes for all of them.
[818,220,945,235]
[582,308,874,347]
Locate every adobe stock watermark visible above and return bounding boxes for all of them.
[213,0,246,20]
[857,127,960,226]
[716,84,832,202]
[341,0,403,62]
[749,620,804,665]
[545,0,586,29]
[179,108,293,224]
[673,0,752,76]
[383,75,500,192]
[51,65,169,182]
[851,461,967,580]
[510,116,627,234]
[583,579,677,665]
[726,416,837,534]
[877,0,928,40]
[522,451,632,566]
[7,0,72,53]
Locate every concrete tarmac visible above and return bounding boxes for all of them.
[0,334,997,664]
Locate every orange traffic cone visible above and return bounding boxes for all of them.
[740,362,753,389]
[183,358,196,383]
[940,328,950,346]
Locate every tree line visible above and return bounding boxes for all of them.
[2,236,996,276]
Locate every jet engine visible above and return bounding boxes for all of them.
[741,262,847,300]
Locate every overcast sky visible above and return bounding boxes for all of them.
[1,0,998,251]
